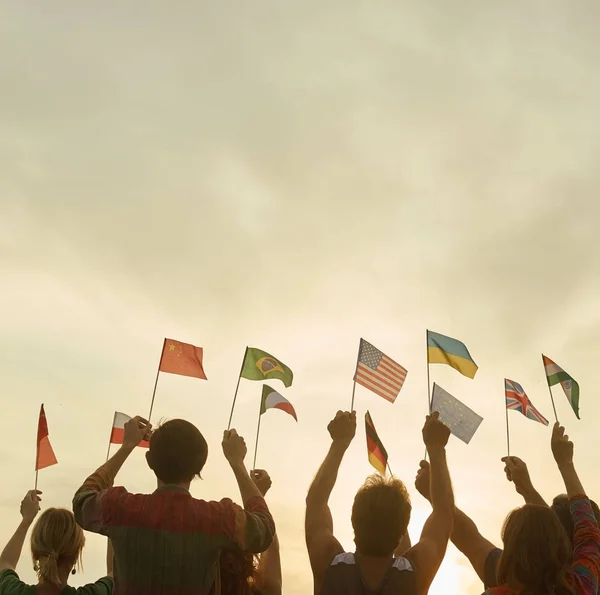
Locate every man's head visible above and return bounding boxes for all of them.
[146,419,208,484]
[351,474,412,557]
[551,493,600,546]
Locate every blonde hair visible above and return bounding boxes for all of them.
[30,508,85,586]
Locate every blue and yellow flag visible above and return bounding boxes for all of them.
[427,330,478,379]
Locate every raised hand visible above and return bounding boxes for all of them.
[422,411,450,451]
[20,490,42,523]
[222,429,247,466]
[551,422,574,468]
[251,469,272,496]
[327,411,356,447]
[415,460,431,501]
[123,416,152,450]
[501,456,533,494]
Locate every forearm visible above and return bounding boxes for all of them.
[258,533,282,595]
[559,462,585,497]
[520,486,547,506]
[231,462,265,506]
[428,447,454,513]
[99,446,134,484]
[106,539,114,577]
[306,442,347,506]
[0,519,32,570]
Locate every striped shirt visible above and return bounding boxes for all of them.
[73,469,275,595]
[484,495,600,595]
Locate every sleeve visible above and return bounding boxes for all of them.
[0,568,29,594]
[483,548,502,588]
[568,495,600,595]
[75,576,114,595]
[72,467,128,537]
[215,496,275,554]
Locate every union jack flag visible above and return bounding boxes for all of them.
[505,379,549,425]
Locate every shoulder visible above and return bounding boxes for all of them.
[73,576,114,595]
[0,569,31,594]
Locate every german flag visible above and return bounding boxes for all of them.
[365,411,388,475]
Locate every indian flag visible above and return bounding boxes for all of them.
[260,385,297,421]
[543,355,580,419]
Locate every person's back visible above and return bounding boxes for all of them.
[73,416,275,595]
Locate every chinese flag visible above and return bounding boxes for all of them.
[36,404,58,471]
[159,339,207,380]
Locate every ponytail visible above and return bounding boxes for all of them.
[35,550,62,586]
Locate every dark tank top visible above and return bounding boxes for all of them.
[320,552,417,595]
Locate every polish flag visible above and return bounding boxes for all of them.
[110,412,150,448]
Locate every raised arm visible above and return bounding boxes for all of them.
[0,490,41,571]
[414,461,497,585]
[404,412,454,595]
[73,416,151,533]
[221,430,275,554]
[305,411,355,595]
[106,539,114,578]
[552,423,585,497]
[251,470,282,595]
[501,456,547,506]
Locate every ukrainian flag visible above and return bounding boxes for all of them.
[427,330,478,379]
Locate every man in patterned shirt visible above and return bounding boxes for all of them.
[73,415,275,595]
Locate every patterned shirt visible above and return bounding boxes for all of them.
[73,469,275,595]
[484,495,600,595]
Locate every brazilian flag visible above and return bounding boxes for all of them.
[241,348,293,387]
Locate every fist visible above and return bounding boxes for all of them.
[415,460,431,501]
[251,469,272,496]
[327,411,356,446]
[20,490,41,523]
[551,422,574,467]
[123,416,152,450]
[422,411,450,450]
[501,456,533,494]
[222,429,247,465]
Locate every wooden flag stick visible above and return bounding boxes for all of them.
[34,469,39,491]
[547,384,559,423]
[350,381,357,412]
[252,399,263,471]
[350,339,362,411]
[387,461,393,477]
[227,347,248,430]
[505,392,511,457]
[148,339,166,422]
[424,330,432,461]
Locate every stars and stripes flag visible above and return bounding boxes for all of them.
[353,339,407,403]
[505,379,549,426]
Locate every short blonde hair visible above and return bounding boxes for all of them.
[31,508,85,586]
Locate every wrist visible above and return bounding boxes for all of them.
[20,517,34,527]
[229,459,247,473]
[331,439,351,452]
[558,461,575,473]
[426,444,446,457]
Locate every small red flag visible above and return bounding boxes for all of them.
[36,404,57,471]
[159,339,207,380]
[110,412,150,448]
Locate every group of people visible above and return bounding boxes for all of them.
[0,409,598,594]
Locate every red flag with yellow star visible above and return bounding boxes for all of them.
[159,339,207,379]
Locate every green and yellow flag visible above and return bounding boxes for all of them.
[241,348,293,387]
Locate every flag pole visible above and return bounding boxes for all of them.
[504,392,511,457]
[252,399,263,471]
[148,338,166,422]
[105,439,112,463]
[34,470,39,491]
[543,355,559,423]
[350,339,361,411]
[387,461,393,477]
[228,347,248,430]
[424,330,431,461]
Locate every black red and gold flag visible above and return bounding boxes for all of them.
[365,410,388,475]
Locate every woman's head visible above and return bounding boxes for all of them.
[498,504,572,594]
[31,508,85,586]
[219,546,260,595]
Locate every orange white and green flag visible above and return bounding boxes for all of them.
[543,355,580,419]
[365,411,388,475]
[260,385,297,421]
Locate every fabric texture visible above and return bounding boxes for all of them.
[0,569,113,595]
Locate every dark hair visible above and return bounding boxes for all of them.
[220,547,260,595]
[351,474,411,557]
[146,419,208,484]
[551,494,600,547]
[498,505,573,595]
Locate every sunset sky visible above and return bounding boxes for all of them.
[2,2,600,594]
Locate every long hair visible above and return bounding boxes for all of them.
[497,505,574,595]
[219,546,260,595]
[351,474,412,556]
[30,508,85,587]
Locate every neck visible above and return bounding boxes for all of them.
[38,563,73,590]
[355,551,394,564]
[156,479,191,491]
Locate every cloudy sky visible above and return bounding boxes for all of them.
[1,1,599,593]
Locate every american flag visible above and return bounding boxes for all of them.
[505,379,549,425]
[354,339,407,403]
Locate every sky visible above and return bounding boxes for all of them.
[1,1,600,593]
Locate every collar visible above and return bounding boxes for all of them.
[154,484,190,494]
